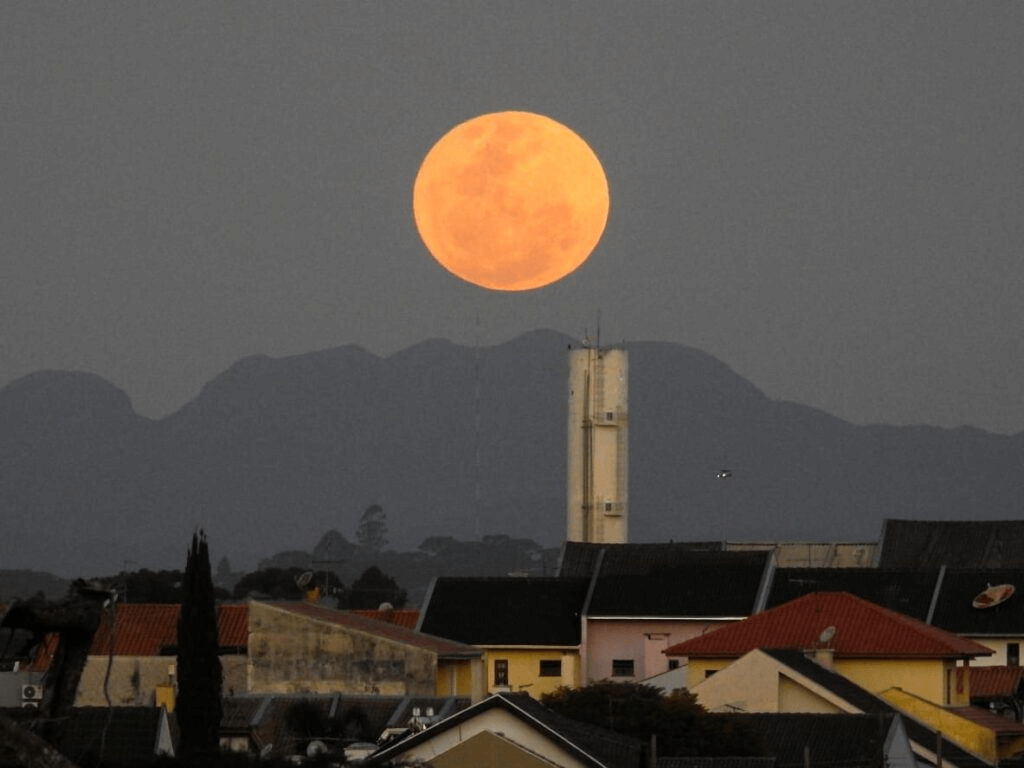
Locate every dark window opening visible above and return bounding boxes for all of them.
[539,659,561,677]
[1009,643,1020,667]
[611,659,634,677]
[668,659,680,670]
[704,669,717,679]
[494,659,509,687]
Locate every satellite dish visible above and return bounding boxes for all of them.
[818,626,837,646]
[259,744,273,758]
[306,740,328,757]
[296,571,314,589]
[973,583,1015,609]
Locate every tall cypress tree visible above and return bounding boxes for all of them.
[176,530,223,758]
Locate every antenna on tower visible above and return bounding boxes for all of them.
[596,309,601,350]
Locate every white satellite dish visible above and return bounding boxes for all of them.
[973,583,1015,609]
[817,626,836,646]
[295,571,314,589]
[306,740,328,757]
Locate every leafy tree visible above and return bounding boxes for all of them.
[232,567,339,600]
[313,529,358,563]
[356,504,388,552]
[541,681,763,758]
[176,530,223,758]
[348,565,407,609]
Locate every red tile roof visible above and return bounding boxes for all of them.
[970,665,1024,698]
[950,705,1024,735]
[90,603,248,656]
[260,601,480,658]
[664,592,993,659]
[352,608,419,629]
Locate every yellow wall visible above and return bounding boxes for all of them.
[436,658,478,697]
[482,648,580,698]
[685,658,734,689]
[834,658,966,705]
[881,687,998,763]
[689,655,966,707]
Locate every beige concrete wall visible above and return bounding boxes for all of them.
[75,654,246,706]
[567,346,628,544]
[432,730,572,768]
[393,707,591,768]
[247,602,436,696]
[778,674,844,713]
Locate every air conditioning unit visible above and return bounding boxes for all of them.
[21,684,43,701]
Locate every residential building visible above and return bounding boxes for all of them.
[368,692,646,768]
[692,648,995,768]
[247,601,484,700]
[417,577,590,698]
[665,592,992,706]
[74,603,248,707]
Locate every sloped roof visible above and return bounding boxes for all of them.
[352,608,419,629]
[949,705,1024,736]
[559,542,724,578]
[929,569,1024,635]
[51,707,167,766]
[587,551,771,618]
[760,649,992,768]
[88,603,248,655]
[418,578,589,646]
[970,666,1024,699]
[261,600,480,658]
[767,567,940,619]
[878,519,1024,569]
[713,713,895,768]
[664,592,992,659]
[369,692,645,768]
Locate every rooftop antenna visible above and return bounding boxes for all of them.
[596,309,601,350]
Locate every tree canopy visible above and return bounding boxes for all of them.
[176,531,222,758]
[541,681,763,758]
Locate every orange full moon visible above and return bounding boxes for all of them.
[413,111,610,291]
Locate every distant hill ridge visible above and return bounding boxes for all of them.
[1,330,1021,577]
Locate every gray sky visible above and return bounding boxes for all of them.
[3,2,1022,433]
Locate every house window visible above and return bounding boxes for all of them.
[611,659,634,677]
[494,659,509,687]
[704,669,717,679]
[668,659,680,670]
[1009,643,1020,667]
[539,660,561,677]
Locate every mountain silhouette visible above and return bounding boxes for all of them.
[2,330,1021,577]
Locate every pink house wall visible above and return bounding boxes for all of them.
[584,618,737,683]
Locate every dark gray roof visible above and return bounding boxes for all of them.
[878,519,1024,569]
[587,552,772,617]
[223,694,470,750]
[657,759,775,768]
[929,568,1024,635]
[761,649,992,768]
[560,542,725,578]
[419,577,589,645]
[713,713,893,768]
[766,567,940,619]
[51,707,166,767]
[370,692,645,768]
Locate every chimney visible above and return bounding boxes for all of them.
[810,647,835,670]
